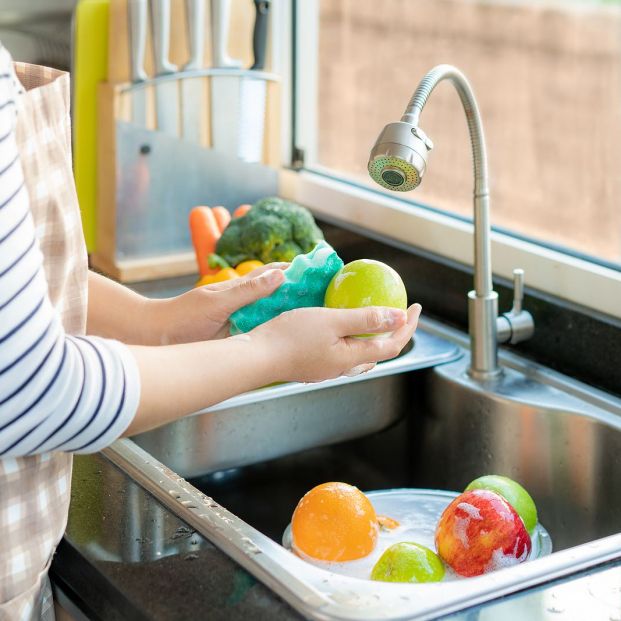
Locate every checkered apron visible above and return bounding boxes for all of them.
[0,64,88,620]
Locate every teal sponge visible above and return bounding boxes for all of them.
[230,241,344,334]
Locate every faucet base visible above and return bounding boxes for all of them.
[468,290,500,378]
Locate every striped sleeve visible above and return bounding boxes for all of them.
[0,47,140,457]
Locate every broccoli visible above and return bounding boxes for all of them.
[215,197,324,266]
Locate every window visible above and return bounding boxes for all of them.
[285,0,621,317]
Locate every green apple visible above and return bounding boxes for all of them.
[371,542,445,583]
[324,259,407,337]
[465,475,538,534]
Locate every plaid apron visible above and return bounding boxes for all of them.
[0,63,88,621]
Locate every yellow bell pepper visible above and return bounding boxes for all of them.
[195,268,240,287]
[194,258,264,288]
[234,260,264,276]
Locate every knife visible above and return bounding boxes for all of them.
[128,0,148,126]
[181,0,205,143]
[150,0,180,135]
[209,0,242,154]
[238,0,270,163]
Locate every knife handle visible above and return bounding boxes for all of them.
[150,0,177,74]
[184,0,205,70]
[250,0,270,71]
[210,0,242,68]
[128,0,148,81]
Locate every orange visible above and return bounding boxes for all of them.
[291,482,378,562]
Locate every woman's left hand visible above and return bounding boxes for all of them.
[148,263,288,344]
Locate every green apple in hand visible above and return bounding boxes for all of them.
[465,475,538,534]
[324,259,407,337]
[371,542,445,583]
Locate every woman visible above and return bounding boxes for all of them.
[0,43,420,620]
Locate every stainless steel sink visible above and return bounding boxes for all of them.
[417,358,621,552]
[131,328,461,478]
[106,316,621,620]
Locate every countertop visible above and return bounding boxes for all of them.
[51,450,621,621]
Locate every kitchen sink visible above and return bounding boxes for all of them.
[106,317,621,620]
[131,327,461,478]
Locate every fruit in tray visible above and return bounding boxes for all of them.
[371,542,445,583]
[215,197,324,266]
[465,474,538,534]
[291,482,379,562]
[324,259,408,337]
[435,489,532,577]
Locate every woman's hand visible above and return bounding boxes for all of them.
[149,264,288,344]
[125,302,422,437]
[249,304,422,383]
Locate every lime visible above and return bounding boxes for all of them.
[465,475,538,534]
[324,259,407,337]
[371,542,445,583]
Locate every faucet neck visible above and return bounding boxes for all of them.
[403,64,497,376]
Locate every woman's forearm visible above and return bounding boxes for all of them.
[87,271,155,344]
[123,333,273,437]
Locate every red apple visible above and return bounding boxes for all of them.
[435,489,531,577]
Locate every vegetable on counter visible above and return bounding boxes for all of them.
[189,206,222,276]
[215,197,324,266]
[195,268,240,287]
[194,255,265,288]
[211,206,232,232]
[235,260,264,276]
[233,204,252,218]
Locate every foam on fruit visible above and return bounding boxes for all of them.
[435,489,532,577]
[465,474,538,534]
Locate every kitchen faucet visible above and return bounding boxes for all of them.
[367,64,534,380]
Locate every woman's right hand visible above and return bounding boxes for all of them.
[249,304,422,383]
[125,303,421,437]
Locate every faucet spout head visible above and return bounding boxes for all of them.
[368,122,433,192]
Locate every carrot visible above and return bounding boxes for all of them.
[212,206,231,233]
[189,206,222,276]
[233,204,252,218]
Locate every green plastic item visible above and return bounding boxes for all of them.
[229,241,344,334]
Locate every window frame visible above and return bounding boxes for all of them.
[278,0,621,320]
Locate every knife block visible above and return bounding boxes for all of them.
[90,0,281,283]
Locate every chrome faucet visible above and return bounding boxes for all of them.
[367,64,534,380]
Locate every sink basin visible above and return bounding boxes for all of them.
[131,328,461,478]
[106,317,621,620]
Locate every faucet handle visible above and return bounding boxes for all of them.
[512,268,524,314]
[497,268,535,345]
